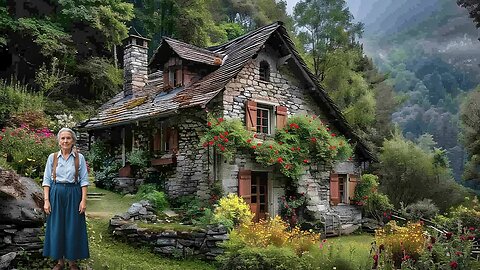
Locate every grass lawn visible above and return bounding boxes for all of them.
[319,234,374,269]
[83,186,215,270]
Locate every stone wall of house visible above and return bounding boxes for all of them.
[217,149,288,217]
[109,201,227,260]
[222,45,326,121]
[166,110,211,199]
[219,44,362,221]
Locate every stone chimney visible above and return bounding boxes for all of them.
[123,35,150,97]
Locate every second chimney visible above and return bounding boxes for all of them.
[123,35,150,97]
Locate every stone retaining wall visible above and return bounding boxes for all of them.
[109,201,228,260]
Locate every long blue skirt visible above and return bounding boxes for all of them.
[43,182,89,260]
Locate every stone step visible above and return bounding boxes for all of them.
[87,198,103,201]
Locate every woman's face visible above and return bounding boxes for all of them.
[59,131,74,152]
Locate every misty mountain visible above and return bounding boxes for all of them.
[349,0,480,182]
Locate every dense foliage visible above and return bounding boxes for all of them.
[379,134,469,211]
[0,125,57,178]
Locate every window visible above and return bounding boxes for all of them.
[246,100,287,133]
[152,123,178,154]
[259,61,270,81]
[169,69,178,87]
[256,105,270,134]
[330,173,358,205]
[338,174,347,203]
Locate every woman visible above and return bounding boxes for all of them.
[42,128,89,270]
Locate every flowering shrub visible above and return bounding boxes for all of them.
[213,193,254,229]
[353,174,393,222]
[280,193,308,227]
[434,197,480,238]
[374,221,426,268]
[49,113,77,132]
[200,116,253,161]
[201,114,353,181]
[225,215,320,256]
[254,115,352,180]
[416,229,478,270]
[0,125,57,178]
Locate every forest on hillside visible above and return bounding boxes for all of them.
[1,0,480,204]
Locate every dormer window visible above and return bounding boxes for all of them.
[259,61,270,81]
[163,58,183,90]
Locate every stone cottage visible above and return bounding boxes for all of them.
[79,21,374,230]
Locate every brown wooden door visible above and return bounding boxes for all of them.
[251,172,268,222]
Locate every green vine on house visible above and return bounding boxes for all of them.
[200,114,353,181]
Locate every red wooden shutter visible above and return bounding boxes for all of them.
[245,100,257,132]
[175,68,183,86]
[276,106,288,130]
[168,127,178,153]
[238,169,252,205]
[153,129,161,152]
[330,173,340,206]
[348,174,358,205]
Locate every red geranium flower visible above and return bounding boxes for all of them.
[207,122,212,127]
[446,232,453,240]
[214,136,218,141]
[218,118,224,122]
[331,133,336,137]
[303,159,309,164]
[449,261,458,269]
[209,141,214,146]
[311,137,317,143]
[277,157,284,163]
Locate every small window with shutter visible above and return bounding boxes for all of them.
[246,100,288,135]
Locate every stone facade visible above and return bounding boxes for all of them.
[165,111,210,199]
[218,45,363,221]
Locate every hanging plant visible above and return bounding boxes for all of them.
[200,114,353,181]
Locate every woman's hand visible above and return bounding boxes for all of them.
[79,199,87,214]
[44,200,51,215]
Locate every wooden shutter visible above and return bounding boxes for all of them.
[245,100,257,132]
[175,68,183,86]
[330,173,340,206]
[348,174,358,205]
[163,69,170,89]
[153,129,162,152]
[276,106,288,130]
[168,127,178,153]
[238,169,252,205]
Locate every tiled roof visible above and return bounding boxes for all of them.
[78,21,374,160]
[150,37,225,66]
[78,22,280,131]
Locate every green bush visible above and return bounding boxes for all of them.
[353,174,393,221]
[403,199,439,220]
[86,140,111,172]
[127,148,148,168]
[218,246,302,270]
[94,158,121,190]
[136,184,169,211]
[0,125,57,178]
[0,80,44,126]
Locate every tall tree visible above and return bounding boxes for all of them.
[460,87,480,184]
[293,0,363,80]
